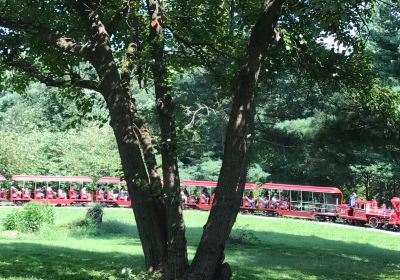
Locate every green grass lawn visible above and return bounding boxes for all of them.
[0,207,399,280]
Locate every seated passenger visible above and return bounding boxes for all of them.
[271,193,279,206]
[280,196,288,209]
[97,187,105,200]
[107,188,115,200]
[69,185,78,199]
[259,192,269,208]
[118,188,128,201]
[22,187,31,198]
[46,185,55,199]
[247,191,255,208]
[11,186,21,198]
[36,188,45,199]
[59,189,68,199]
[80,187,88,199]
[200,188,210,204]
[180,188,188,204]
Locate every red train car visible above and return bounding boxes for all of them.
[336,197,400,229]
[181,180,216,210]
[259,183,343,220]
[96,177,130,207]
[180,180,257,211]
[10,175,93,206]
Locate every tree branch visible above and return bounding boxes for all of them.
[0,16,92,57]
[3,55,98,91]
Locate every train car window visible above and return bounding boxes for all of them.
[356,204,365,210]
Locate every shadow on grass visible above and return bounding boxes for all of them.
[67,220,138,239]
[1,222,399,280]
[221,230,400,280]
[0,242,144,280]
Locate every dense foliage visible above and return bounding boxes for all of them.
[1,2,400,202]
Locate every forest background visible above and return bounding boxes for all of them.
[0,3,399,204]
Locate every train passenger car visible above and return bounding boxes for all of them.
[181,180,257,211]
[0,174,6,201]
[181,180,216,210]
[10,175,93,206]
[96,177,130,207]
[336,196,400,229]
[259,183,343,220]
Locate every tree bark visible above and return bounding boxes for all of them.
[72,1,168,271]
[147,0,189,278]
[187,1,285,279]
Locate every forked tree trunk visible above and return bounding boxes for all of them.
[187,1,285,279]
[147,0,189,278]
[73,1,169,270]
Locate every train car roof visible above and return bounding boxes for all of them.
[11,175,93,183]
[181,180,257,189]
[260,183,342,194]
[97,177,127,184]
[0,174,5,181]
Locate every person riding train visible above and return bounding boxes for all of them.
[35,187,44,199]
[58,188,67,199]
[247,191,256,208]
[199,188,210,204]
[348,193,357,207]
[46,185,56,199]
[118,187,128,201]
[180,188,188,204]
[259,191,269,208]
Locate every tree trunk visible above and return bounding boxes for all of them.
[187,1,285,279]
[147,0,189,278]
[82,15,168,269]
[98,59,168,270]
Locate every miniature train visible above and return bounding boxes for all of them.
[0,174,399,231]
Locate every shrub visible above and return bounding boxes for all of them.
[86,203,103,225]
[2,202,55,233]
[3,209,23,231]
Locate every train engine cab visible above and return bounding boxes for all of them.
[336,198,396,229]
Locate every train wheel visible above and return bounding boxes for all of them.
[368,217,381,229]
[346,218,354,225]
